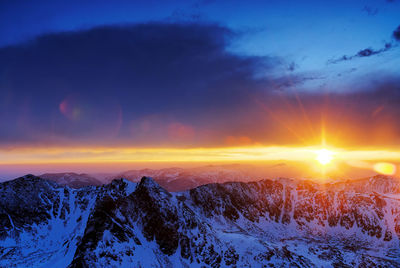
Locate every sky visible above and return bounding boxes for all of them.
[0,0,400,178]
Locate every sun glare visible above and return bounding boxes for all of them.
[315,149,334,165]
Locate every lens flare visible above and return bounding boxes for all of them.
[373,162,396,175]
[59,97,81,121]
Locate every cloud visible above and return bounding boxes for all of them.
[0,22,287,147]
[1,22,400,148]
[328,24,400,65]
[394,25,400,41]
[328,43,393,64]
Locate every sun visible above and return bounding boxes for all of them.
[315,149,333,165]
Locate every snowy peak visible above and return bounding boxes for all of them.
[135,176,172,199]
[0,174,61,237]
[138,176,158,188]
[4,174,59,188]
[103,178,137,198]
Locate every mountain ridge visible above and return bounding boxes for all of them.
[1,174,400,267]
[39,172,103,188]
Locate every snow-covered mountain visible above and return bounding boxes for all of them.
[1,174,400,267]
[39,172,103,188]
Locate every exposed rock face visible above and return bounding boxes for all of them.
[1,174,400,267]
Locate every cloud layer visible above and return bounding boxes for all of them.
[0,23,274,146]
[0,22,400,148]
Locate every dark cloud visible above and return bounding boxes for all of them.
[0,22,284,146]
[394,25,400,41]
[328,43,393,64]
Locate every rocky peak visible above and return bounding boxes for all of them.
[135,176,172,199]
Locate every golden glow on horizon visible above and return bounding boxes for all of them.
[0,146,400,166]
[315,149,334,165]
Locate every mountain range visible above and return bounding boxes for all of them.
[106,165,258,192]
[40,172,103,188]
[38,165,258,192]
[1,173,400,267]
